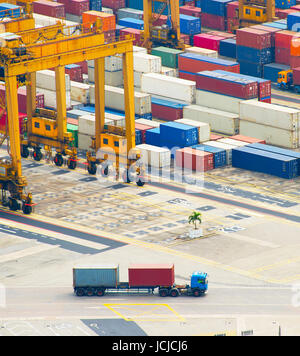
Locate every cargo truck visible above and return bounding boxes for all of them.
[277,69,300,93]
[73,264,208,298]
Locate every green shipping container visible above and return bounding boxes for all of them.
[67,123,78,148]
[151,46,184,68]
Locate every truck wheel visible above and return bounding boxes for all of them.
[86,288,94,296]
[96,288,105,297]
[159,288,169,297]
[76,288,85,297]
[193,289,201,297]
[170,289,179,297]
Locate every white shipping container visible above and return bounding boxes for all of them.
[134,71,143,88]
[79,114,113,135]
[183,105,239,135]
[136,144,171,168]
[239,120,299,149]
[141,73,196,104]
[239,100,300,131]
[33,13,78,27]
[88,68,123,87]
[160,66,177,77]
[78,132,92,151]
[135,118,161,128]
[174,118,210,143]
[184,47,218,58]
[70,81,90,104]
[89,85,152,115]
[217,138,250,147]
[88,56,123,72]
[36,70,71,92]
[203,141,237,165]
[105,113,125,128]
[196,90,258,114]
[37,88,71,110]
[133,52,162,73]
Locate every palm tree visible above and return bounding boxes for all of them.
[188,211,202,230]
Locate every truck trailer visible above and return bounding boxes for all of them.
[73,264,208,297]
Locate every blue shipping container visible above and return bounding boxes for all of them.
[263,22,288,30]
[180,14,201,35]
[135,129,142,145]
[219,38,237,58]
[287,12,300,32]
[118,17,144,30]
[0,3,21,18]
[238,60,263,78]
[160,122,199,148]
[151,97,188,109]
[237,46,273,64]
[89,0,102,11]
[145,127,161,146]
[193,144,227,168]
[201,0,232,16]
[263,62,290,83]
[232,146,298,179]
[73,265,119,288]
[275,0,296,8]
[248,143,300,175]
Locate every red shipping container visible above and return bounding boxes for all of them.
[135,122,153,143]
[195,72,258,99]
[120,28,142,46]
[181,33,190,45]
[152,14,167,26]
[290,55,300,69]
[151,103,183,121]
[276,8,297,19]
[292,66,300,85]
[102,0,125,10]
[250,25,281,47]
[207,30,236,39]
[275,47,290,65]
[259,97,271,103]
[76,61,88,75]
[201,13,226,31]
[179,70,196,81]
[258,80,271,99]
[275,30,297,49]
[104,29,116,42]
[230,135,266,144]
[33,0,65,18]
[236,28,272,49]
[226,1,239,19]
[179,5,201,18]
[0,112,26,134]
[60,0,89,16]
[128,264,175,287]
[178,55,240,74]
[210,134,224,141]
[193,33,226,51]
[65,65,83,82]
[176,147,214,171]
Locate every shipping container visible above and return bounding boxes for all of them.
[232,146,298,179]
[136,118,160,127]
[33,0,65,18]
[73,265,120,288]
[217,137,250,147]
[82,11,116,31]
[193,33,225,51]
[180,14,201,35]
[102,0,125,10]
[160,121,199,147]
[219,38,236,58]
[238,60,264,78]
[36,69,71,92]
[226,0,239,18]
[183,105,239,135]
[239,99,300,131]
[230,134,266,144]
[151,47,184,68]
[135,123,153,143]
[174,118,211,143]
[180,5,202,17]
[184,46,218,58]
[236,46,273,64]
[239,120,299,149]
[0,3,21,18]
[119,28,142,46]
[65,64,83,82]
[201,13,226,30]
[128,264,175,287]
[133,52,162,73]
[137,144,171,168]
[250,25,281,47]
[141,73,196,103]
[275,47,290,65]
[236,27,272,49]
[263,62,290,82]
[195,71,258,99]
[37,88,71,110]
[61,0,89,16]
[0,112,26,135]
[145,127,161,146]
[151,97,187,121]
[175,147,214,171]
[118,17,144,29]
[192,144,226,168]
[203,140,237,164]
[201,0,232,16]
[70,81,90,104]
[117,7,143,21]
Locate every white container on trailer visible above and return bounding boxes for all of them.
[239,120,299,149]
[141,73,196,104]
[183,105,239,135]
[239,100,300,131]
[174,118,211,143]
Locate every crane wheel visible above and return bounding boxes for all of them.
[67,159,77,170]
[22,204,32,215]
[87,162,97,175]
[8,199,20,211]
[33,149,43,162]
[54,154,64,167]
[136,177,145,187]
[21,146,30,158]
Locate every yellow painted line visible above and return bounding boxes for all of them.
[103,303,185,322]
[250,256,300,274]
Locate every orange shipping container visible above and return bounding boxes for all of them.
[82,11,116,32]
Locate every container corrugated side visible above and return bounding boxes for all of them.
[183,105,239,135]
[202,140,238,165]
[239,120,299,149]
[36,69,71,91]
[232,146,298,179]
[70,81,90,104]
[184,46,218,58]
[73,265,119,288]
[193,144,227,168]
[239,100,300,131]
[137,144,171,168]
[160,121,199,147]
[217,138,250,147]
[174,118,211,143]
[133,52,162,73]
[128,264,175,287]
[141,73,196,103]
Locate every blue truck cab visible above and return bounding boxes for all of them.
[190,272,208,296]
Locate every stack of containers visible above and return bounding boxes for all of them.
[287,12,300,32]
[133,52,162,88]
[145,127,161,146]
[102,0,125,11]
[136,144,171,168]
[178,53,240,82]
[151,97,188,121]
[232,146,298,179]
[236,27,273,77]
[119,28,143,46]
[175,147,214,171]
[32,0,66,18]
[35,70,71,110]
[290,29,300,68]
[135,122,154,143]
[82,11,116,42]
[192,144,227,168]
[202,140,238,164]
[214,70,272,103]
[195,70,258,99]
[274,30,299,65]
[226,1,239,33]
[59,0,89,22]
[219,38,237,58]
[151,47,184,69]
[239,99,300,149]
[200,0,233,30]
[88,56,123,86]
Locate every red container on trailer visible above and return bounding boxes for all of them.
[201,13,226,31]
[226,1,239,18]
[292,66,300,85]
[193,33,226,51]
[179,5,201,17]
[195,71,258,99]
[176,147,214,171]
[230,135,266,144]
[135,123,153,143]
[33,0,65,18]
[236,27,272,49]
[128,264,175,287]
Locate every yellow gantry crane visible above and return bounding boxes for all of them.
[142,0,185,52]
[238,0,276,28]
[0,20,144,214]
[0,0,35,33]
